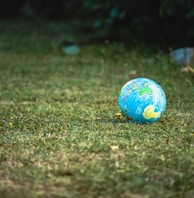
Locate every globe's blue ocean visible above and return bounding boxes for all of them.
[118,78,166,123]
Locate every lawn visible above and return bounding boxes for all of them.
[0,19,194,198]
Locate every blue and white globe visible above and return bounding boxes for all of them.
[118,78,166,123]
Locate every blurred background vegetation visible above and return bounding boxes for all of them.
[0,0,194,46]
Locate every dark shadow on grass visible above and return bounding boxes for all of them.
[84,116,144,125]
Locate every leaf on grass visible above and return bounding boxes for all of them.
[160,154,165,162]
[92,117,104,120]
[110,145,119,151]
[181,66,194,73]
[129,70,138,78]
[114,113,122,117]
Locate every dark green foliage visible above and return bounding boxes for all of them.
[83,0,194,43]
[0,0,194,43]
[0,0,82,18]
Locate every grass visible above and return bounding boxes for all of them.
[0,19,194,198]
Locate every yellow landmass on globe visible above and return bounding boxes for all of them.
[143,105,160,119]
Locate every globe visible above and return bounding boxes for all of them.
[118,78,166,123]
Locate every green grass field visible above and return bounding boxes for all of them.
[0,20,194,198]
